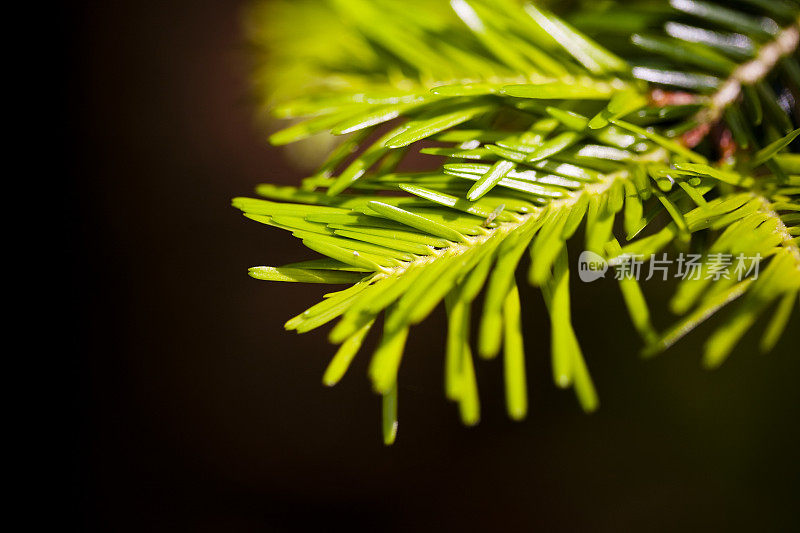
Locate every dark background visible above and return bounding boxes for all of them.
[70,2,800,531]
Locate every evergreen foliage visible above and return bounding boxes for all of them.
[235,0,800,443]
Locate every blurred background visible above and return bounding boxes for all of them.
[71,1,800,531]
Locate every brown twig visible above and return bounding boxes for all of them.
[683,19,800,148]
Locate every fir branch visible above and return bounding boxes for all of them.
[235,0,800,443]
